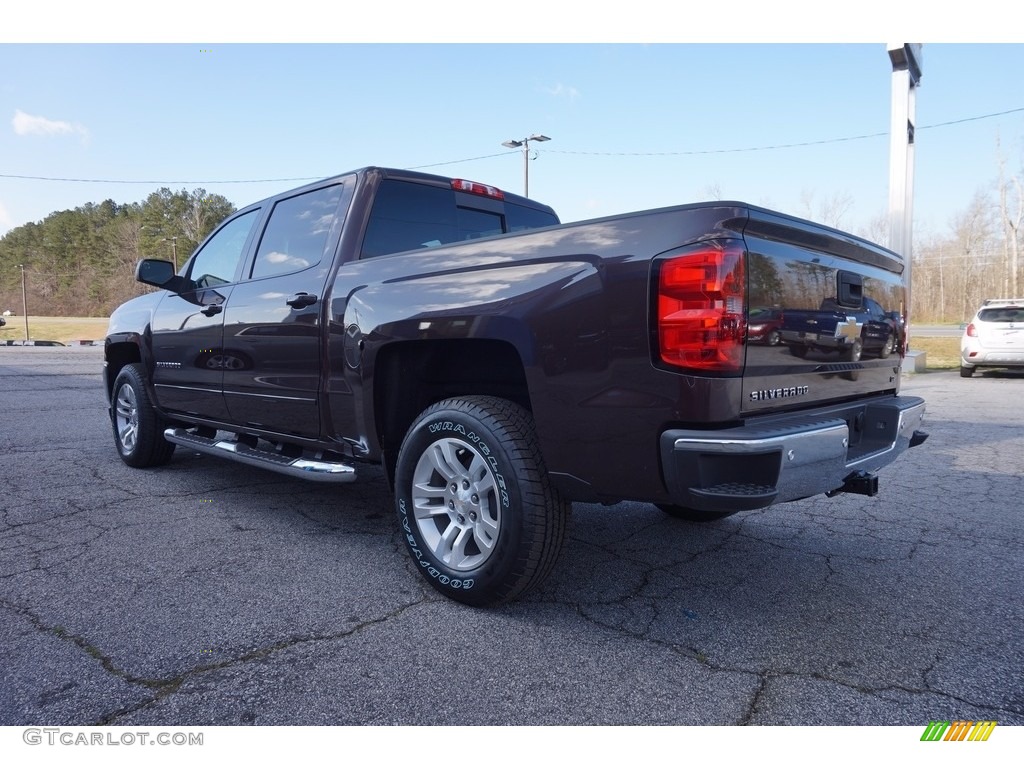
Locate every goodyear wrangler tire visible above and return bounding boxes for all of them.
[394,396,569,607]
[111,363,175,468]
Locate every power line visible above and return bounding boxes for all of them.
[0,173,322,185]
[407,151,512,170]
[0,151,515,184]
[1,107,1023,185]
[549,107,1024,158]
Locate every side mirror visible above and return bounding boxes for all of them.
[135,259,178,289]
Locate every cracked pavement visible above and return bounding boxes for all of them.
[1,347,1021,725]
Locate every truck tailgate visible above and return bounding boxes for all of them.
[740,210,906,415]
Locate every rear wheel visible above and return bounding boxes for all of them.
[788,344,809,358]
[959,365,975,378]
[766,329,781,346]
[111,364,175,467]
[877,333,895,359]
[841,338,863,363]
[657,504,736,523]
[394,396,569,606]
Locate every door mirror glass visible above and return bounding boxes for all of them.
[136,258,176,288]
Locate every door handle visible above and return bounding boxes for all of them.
[200,304,223,317]
[286,293,318,308]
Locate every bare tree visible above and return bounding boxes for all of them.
[855,210,889,246]
[997,158,1022,297]
[949,192,997,321]
[798,188,854,229]
[699,182,724,201]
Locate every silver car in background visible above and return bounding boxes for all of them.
[960,298,1024,377]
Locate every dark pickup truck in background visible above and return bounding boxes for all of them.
[104,166,927,606]
[780,295,904,362]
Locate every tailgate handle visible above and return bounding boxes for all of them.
[836,271,863,309]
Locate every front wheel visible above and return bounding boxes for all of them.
[394,396,569,606]
[111,363,175,467]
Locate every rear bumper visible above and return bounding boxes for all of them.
[660,395,926,513]
[960,348,1024,367]
[779,331,859,353]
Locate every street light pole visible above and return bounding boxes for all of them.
[17,264,29,340]
[164,236,178,270]
[501,134,551,197]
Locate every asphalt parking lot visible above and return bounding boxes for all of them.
[1,346,1021,726]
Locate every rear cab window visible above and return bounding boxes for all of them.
[360,179,558,259]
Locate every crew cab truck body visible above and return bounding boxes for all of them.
[104,166,927,606]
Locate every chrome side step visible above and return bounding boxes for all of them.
[164,428,357,483]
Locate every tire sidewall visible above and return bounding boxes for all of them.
[111,364,173,467]
[395,402,528,605]
[112,368,144,462]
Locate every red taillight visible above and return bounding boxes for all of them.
[451,179,505,200]
[656,244,745,373]
[965,323,978,337]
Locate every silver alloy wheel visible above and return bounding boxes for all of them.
[115,383,140,453]
[411,437,501,571]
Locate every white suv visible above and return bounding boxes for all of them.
[960,298,1024,377]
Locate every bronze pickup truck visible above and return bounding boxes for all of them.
[104,167,927,605]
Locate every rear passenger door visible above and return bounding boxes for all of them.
[220,182,350,438]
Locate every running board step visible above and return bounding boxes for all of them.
[688,483,778,510]
[164,428,357,483]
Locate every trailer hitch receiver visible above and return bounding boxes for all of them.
[827,470,879,498]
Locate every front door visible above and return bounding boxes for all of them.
[150,209,262,421]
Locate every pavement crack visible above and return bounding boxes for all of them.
[93,597,430,724]
[1,594,431,725]
[739,674,769,725]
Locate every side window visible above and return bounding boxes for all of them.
[250,185,344,279]
[188,210,260,288]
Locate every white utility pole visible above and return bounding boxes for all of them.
[887,44,923,321]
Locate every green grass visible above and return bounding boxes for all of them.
[907,337,960,370]
[0,316,109,343]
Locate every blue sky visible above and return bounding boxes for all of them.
[2,8,1023,247]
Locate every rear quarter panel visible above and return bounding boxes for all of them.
[326,205,750,503]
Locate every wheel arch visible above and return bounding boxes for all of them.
[372,338,532,485]
[104,338,143,404]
